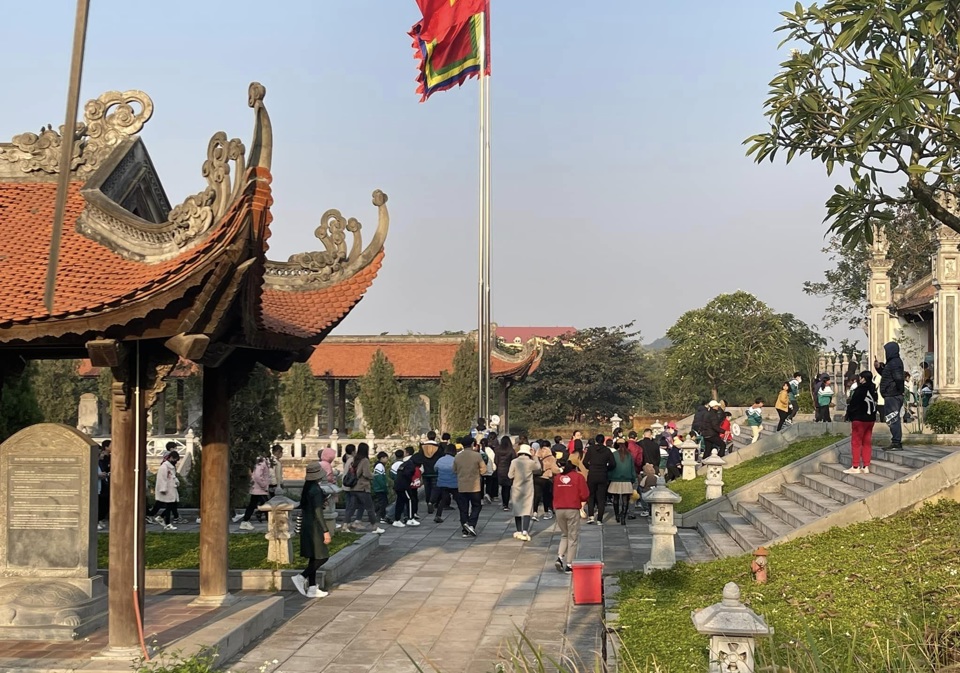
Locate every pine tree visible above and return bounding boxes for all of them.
[0,367,42,441]
[279,362,322,434]
[229,364,285,506]
[440,339,478,434]
[358,350,403,437]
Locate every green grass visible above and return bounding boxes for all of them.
[672,434,843,513]
[617,500,960,672]
[97,531,359,570]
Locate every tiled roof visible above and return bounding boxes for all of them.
[307,338,540,379]
[496,326,575,343]
[895,279,935,313]
[260,251,385,339]
[0,181,222,326]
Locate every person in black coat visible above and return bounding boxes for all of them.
[638,429,661,474]
[875,341,906,449]
[582,434,616,524]
[700,401,726,457]
[293,462,333,599]
[845,371,879,474]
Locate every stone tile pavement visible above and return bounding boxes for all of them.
[224,505,668,673]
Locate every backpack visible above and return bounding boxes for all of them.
[410,465,423,489]
[341,461,358,488]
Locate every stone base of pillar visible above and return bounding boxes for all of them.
[189,593,240,608]
[92,645,144,661]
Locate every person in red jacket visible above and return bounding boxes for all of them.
[552,460,590,573]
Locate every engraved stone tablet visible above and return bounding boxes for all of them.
[0,423,107,639]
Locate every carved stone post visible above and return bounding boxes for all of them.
[196,366,237,607]
[337,379,348,434]
[293,429,303,458]
[366,428,375,442]
[259,496,298,565]
[330,428,339,457]
[703,449,726,501]
[326,379,336,434]
[867,225,895,364]
[691,583,773,673]
[934,215,960,399]
[643,477,682,572]
[681,438,699,481]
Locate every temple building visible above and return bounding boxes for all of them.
[0,84,389,649]
[866,200,960,396]
[307,330,544,434]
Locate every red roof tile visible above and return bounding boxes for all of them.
[0,182,225,326]
[307,337,540,379]
[260,251,385,339]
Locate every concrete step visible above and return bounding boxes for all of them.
[801,472,870,504]
[697,521,745,558]
[901,445,955,460]
[737,502,793,540]
[678,529,718,562]
[820,462,893,491]
[717,512,769,552]
[868,448,933,469]
[780,483,845,516]
[861,458,914,480]
[757,492,819,528]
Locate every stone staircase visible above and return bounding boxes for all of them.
[686,443,958,560]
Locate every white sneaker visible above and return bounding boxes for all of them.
[163,524,177,531]
[519,532,531,541]
[406,519,421,527]
[513,531,523,539]
[231,513,244,523]
[483,495,492,504]
[862,466,870,474]
[586,517,595,524]
[392,520,406,528]
[842,466,862,475]
[195,517,201,524]
[531,514,540,522]
[305,586,328,599]
[374,527,385,534]
[291,574,307,597]
[239,521,254,530]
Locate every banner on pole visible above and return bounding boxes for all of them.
[409,0,490,102]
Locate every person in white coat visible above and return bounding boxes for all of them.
[154,451,181,530]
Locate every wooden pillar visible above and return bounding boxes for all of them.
[196,366,237,606]
[175,378,185,433]
[326,379,336,434]
[498,378,510,435]
[155,389,166,435]
[338,379,347,433]
[107,360,146,651]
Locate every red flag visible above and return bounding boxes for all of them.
[410,0,490,101]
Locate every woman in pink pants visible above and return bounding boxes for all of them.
[845,371,878,474]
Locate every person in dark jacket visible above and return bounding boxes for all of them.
[638,429,661,473]
[582,434,616,524]
[845,371,878,474]
[292,462,332,599]
[665,438,683,481]
[494,435,517,511]
[417,432,442,514]
[701,400,726,457]
[691,401,709,435]
[875,341,906,449]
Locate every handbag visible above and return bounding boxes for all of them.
[342,464,358,488]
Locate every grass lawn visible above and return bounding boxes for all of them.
[617,500,960,672]
[97,531,359,570]
[671,434,843,513]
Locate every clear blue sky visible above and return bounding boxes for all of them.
[2,1,851,345]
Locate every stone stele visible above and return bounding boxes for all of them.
[0,423,108,640]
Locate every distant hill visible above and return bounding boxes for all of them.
[644,336,672,351]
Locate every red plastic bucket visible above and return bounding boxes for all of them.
[571,561,604,605]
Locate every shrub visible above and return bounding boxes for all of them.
[925,399,960,434]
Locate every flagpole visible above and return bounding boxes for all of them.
[482,33,492,425]
[477,10,489,424]
[44,0,90,313]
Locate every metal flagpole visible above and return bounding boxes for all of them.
[44,0,90,313]
[482,26,492,424]
[477,10,488,423]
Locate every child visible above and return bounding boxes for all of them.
[746,398,764,444]
[372,451,390,524]
[817,376,835,422]
[637,462,658,516]
[720,412,734,453]
[665,438,682,482]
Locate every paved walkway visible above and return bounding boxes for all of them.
[223,501,708,673]
[226,507,604,673]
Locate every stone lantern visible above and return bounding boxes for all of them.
[642,476,682,573]
[610,414,622,432]
[365,428,375,442]
[691,582,773,673]
[258,495,299,565]
[681,438,699,480]
[703,449,726,500]
[651,419,664,437]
